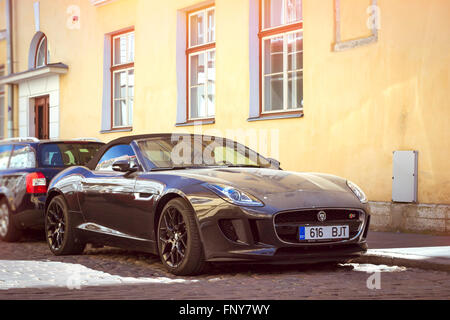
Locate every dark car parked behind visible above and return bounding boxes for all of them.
[0,137,104,242]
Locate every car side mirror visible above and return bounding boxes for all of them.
[112,159,138,173]
[267,158,281,170]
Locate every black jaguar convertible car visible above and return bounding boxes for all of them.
[45,134,370,275]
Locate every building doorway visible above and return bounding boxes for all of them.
[34,95,49,139]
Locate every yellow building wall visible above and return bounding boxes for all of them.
[9,0,450,205]
[0,0,5,31]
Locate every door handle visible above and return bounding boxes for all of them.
[134,193,155,201]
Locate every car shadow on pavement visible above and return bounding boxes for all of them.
[19,230,46,243]
[4,233,355,280]
[79,246,353,279]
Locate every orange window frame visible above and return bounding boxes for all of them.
[258,0,303,117]
[185,5,216,124]
[34,35,48,68]
[110,28,135,130]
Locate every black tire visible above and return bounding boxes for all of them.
[45,195,85,255]
[0,198,22,242]
[157,198,206,276]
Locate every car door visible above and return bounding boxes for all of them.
[79,144,139,237]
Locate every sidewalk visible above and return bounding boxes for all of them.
[353,231,450,272]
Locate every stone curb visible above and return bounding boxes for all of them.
[352,251,450,272]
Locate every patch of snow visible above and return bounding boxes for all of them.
[0,260,198,290]
[341,263,407,273]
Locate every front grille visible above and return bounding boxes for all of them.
[274,209,364,244]
[275,209,361,224]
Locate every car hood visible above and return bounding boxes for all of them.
[165,168,361,209]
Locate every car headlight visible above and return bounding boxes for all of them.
[203,183,264,207]
[346,180,368,203]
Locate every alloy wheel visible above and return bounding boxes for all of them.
[158,206,188,268]
[0,204,9,238]
[46,201,66,251]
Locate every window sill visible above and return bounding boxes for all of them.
[175,119,215,127]
[247,112,303,122]
[100,127,133,134]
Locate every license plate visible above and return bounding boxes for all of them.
[299,225,349,240]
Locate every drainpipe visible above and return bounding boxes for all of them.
[6,0,14,138]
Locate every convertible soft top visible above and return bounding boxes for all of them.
[85,133,211,170]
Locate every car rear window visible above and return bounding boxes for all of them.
[39,143,103,167]
[0,145,13,170]
[9,145,36,169]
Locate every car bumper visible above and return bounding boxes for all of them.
[194,202,370,264]
[206,243,367,264]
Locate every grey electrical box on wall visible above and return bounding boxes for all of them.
[392,151,418,203]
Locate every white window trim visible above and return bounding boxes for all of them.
[112,67,134,129]
[36,36,47,68]
[261,0,303,31]
[261,20,303,33]
[188,47,216,120]
[112,31,135,67]
[187,6,216,121]
[111,31,135,129]
[188,7,216,50]
[0,66,4,139]
[261,29,303,114]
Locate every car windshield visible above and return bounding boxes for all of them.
[136,136,272,170]
[39,143,103,167]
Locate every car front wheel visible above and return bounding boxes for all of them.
[157,198,206,275]
[45,195,85,255]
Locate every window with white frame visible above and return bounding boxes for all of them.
[187,6,215,121]
[111,30,135,129]
[0,66,4,139]
[35,35,49,68]
[260,0,303,114]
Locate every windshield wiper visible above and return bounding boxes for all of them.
[150,165,210,171]
[223,164,262,168]
[150,164,265,171]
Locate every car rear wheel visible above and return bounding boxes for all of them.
[157,198,206,275]
[0,199,22,242]
[45,196,85,255]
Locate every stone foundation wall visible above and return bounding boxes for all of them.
[368,202,450,235]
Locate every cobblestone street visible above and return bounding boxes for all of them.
[0,233,449,300]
